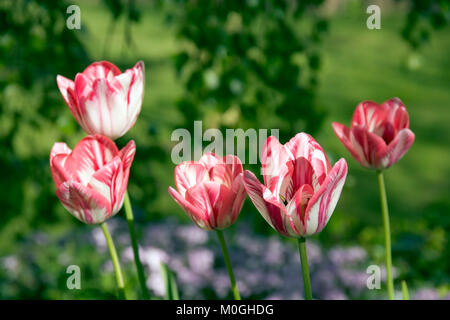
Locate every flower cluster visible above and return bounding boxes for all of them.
[51,60,415,300]
[52,61,144,224]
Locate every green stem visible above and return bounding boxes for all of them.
[376,170,395,300]
[216,230,241,300]
[401,280,410,300]
[297,237,313,300]
[100,222,127,300]
[124,190,150,300]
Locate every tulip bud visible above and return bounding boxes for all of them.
[57,61,145,140]
[168,153,246,230]
[332,98,415,170]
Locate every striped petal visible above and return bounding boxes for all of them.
[82,61,121,83]
[376,128,415,169]
[75,74,128,139]
[382,97,410,132]
[56,75,81,122]
[199,152,222,170]
[56,180,112,224]
[243,170,294,237]
[62,135,119,185]
[284,133,331,187]
[261,136,292,186]
[223,154,244,182]
[276,157,316,207]
[349,126,386,168]
[115,61,145,132]
[332,121,367,167]
[304,158,348,235]
[87,156,124,215]
[169,186,210,229]
[174,162,209,197]
[184,182,236,230]
[50,142,73,187]
[231,173,247,221]
[119,139,136,184]
[351,100,386,136]
[285,184,315,236]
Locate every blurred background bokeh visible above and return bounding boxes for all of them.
[0,0,449,299]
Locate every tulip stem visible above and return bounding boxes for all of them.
[216,230,241,300]
[297,237,313,300]
[100,222,127,300]
[376,170,395,300]
[124,190,150,300]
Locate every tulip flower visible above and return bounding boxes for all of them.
[168,153,246,299]
[332,97,414,170]
[243,133,348,238]
[242,133,348,299]
[57,60,145,140]
[50,135,136,224]
[332,97,415,300]
[168,153,246,231]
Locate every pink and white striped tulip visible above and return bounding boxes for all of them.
[243,133,348,237]
[57,61,145,140]
[168,153,246,230]
[332,98,415,170]
[50,135,136,224]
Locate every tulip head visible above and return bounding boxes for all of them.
[332,97,415,170]
[57,61,145,140]
[168,153,246,230]
[243,133,348,237]
[50,135,136,224]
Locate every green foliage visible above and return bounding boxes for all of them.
[171,0,328,142]
[396,0,449,49]
[160,262,180,300]
[0,0,89,246]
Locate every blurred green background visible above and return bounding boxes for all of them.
[0,0,449,299]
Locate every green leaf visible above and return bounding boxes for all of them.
[160,262,180,300]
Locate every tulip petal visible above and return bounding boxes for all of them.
[288,157,315,196]
[50,142,72,160]
[285,184,315,236]
[50,142,73,187]
[261,136,292,187]
[118,139,136,184]
[75,74,128,139]
[223,154,244,181]
[199,152,222,169]
[174,162,209,197]
[209,163,233,188]
[231,173,246,220]
[82,61,121,83]
[56,75,81,122]
[382,97,410,132]
[376,128,415,169]
[243,170,294,237]
[350,126,387,168]
[284,133,331,187]
[351,100,386,135]
[56,180,112,224]
[60,135,119,185]
[169,185,215,230]
[185,182,236,230]
[116,61,145,132]
[332,121,367,167]
[304,158,347,235]
[88,156,124,214]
